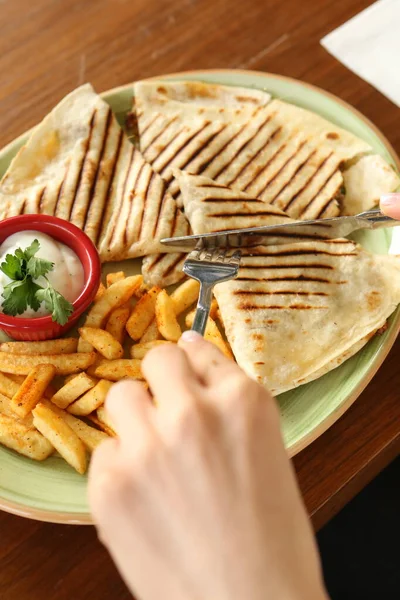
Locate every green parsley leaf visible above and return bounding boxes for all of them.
[24,239,40,260]
[36,286,73,326]
[2,279,30,315]
[27,256,54,279]
[0,253,24,280]
[26,281,42,312]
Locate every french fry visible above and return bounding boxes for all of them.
[140,319,160,343]
[105,306,130,345]
[11,364,56,418]
[185,314,233,359]
[42,401,108,452]
[67,379,113,416]
[209,298,219,320]
[86,354,108,377]
[130,340,170,359]
[0,372,20,398]
[62,412,109,451]
[0,338,78,355]
[85,275,142,328]
[88,414,116,437]
[93,359,143,381]
[126,286,161,341]
[96,405,117,435]
[0,413,54,461]
[94,282,106,302]
[77,337,93,353]
[134,279,150,298]
[0,392,34,427]
[155,290,181,342]
[0,352,96,376]
[32,402,87,474]
[4,374,26,386]
[106,271,125,287]
[170,279,200,314]
[185,309,195,328]
[51,373,96,409]
[79,327,124,360]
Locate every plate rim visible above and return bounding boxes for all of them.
[0,68,399,524]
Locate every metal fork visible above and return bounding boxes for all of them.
[183,248,241,336]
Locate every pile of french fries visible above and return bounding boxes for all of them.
[0,271,233,474]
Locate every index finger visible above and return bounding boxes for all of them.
[380,193,400,219]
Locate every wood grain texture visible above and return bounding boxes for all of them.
[0,0,399,598]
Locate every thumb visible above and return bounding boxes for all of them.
[380,193,400,219]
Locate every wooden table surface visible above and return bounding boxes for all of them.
[1,0,399,598]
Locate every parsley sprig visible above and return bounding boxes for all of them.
[0,239,74,325]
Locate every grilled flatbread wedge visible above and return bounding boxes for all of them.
[0,84,190,261]
[133,79,271,122]
[177,172,400,394]
[214,242,400,395]
[142,252,187,287]
[342,154,400,215]
[177,171,293,232]
[134,81,381,218]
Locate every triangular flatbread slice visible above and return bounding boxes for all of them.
[342,154,400,215]
[177,171,293,232]
[0,84,190,262]
[214,241,400,395]
[133,79,271,123]
[133,81,380,218]
[176,172,400,395]
[141,252,187,287]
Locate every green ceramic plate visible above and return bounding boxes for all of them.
[0,69,399,524]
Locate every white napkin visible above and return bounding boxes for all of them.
[321,0,400,108]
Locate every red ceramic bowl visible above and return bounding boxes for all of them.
[0,215,101,341]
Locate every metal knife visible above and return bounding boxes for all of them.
[161,208,398,251]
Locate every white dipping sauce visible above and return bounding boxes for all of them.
[0,231,84,318]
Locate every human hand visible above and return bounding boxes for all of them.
[380,193,400,219]
[88,332,328,600]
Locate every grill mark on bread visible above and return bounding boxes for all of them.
[298,170,341,217]
[236,275,340,283]
[111,145,134,246]
[159,122,220,180]
[152,179,168,237]
[196,124,248,174]
[227,126,282,188]
[140,113,161,136]
[165,254,186,276]
[240,263,334,270]
[82,107,113,231]
[283,152,334,212]
[258,140,308,199]
[144,125,186,164]
[38,187,46,212]
[123,158,145,246]
[243,135,295,192]
[208,210,286,218]
[54,163,70,216]
[141,115,178,153]
[268,149,317,204]
[211,114,274,180]
[243,249,356,257]
[95,128,124,246]
[240,303,329,310]
[135,167,154,244]
[66,109,97,221]
[233,290,329,296]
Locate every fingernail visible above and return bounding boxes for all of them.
[381,193,400,207]
[180,330,203,342]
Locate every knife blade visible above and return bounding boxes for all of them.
[161,209,397,251]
